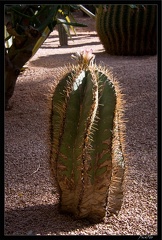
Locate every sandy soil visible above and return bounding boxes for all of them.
[5,11,157,236]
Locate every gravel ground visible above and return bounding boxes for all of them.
[5,12,157,236]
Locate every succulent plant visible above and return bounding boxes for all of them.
[4,4,87,109]
[50,49,126,222]
[96,4,157,55]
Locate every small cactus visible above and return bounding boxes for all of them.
[50,49,126,222]
[96,4,157,55]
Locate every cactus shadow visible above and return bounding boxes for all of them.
[4,203,94,236]
[40,40,101,49]
[29,53,74,68]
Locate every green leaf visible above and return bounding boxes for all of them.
[48,20,57,32]
[38,5,60,32]
[57,18,87,27]
[78,5,96,19]
[9,7,32,19]
[5,35,12,42]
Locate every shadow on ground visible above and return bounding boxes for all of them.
[4,203,94,236]
[40,40,101,49]
[29,51,154,70]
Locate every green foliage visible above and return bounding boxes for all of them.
[96,4,157,55]
[50,51,125,222]
[5,4,87,54]
[4,4,87,109]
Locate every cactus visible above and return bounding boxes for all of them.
[50,50,125,222]
[96,4,157,55]
[57,13,68,46]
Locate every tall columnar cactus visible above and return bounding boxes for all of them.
[50,50,125,222]
[96,4,157,56]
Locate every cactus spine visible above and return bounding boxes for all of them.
[96,5,157,55]
[50,50,125,222]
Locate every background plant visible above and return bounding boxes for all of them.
[95,4,157,55]
[4,4,86,110]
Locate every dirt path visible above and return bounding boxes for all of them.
[5,12,157,235]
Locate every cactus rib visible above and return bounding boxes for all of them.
[50,50,126,222]
[96,4,157,55]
